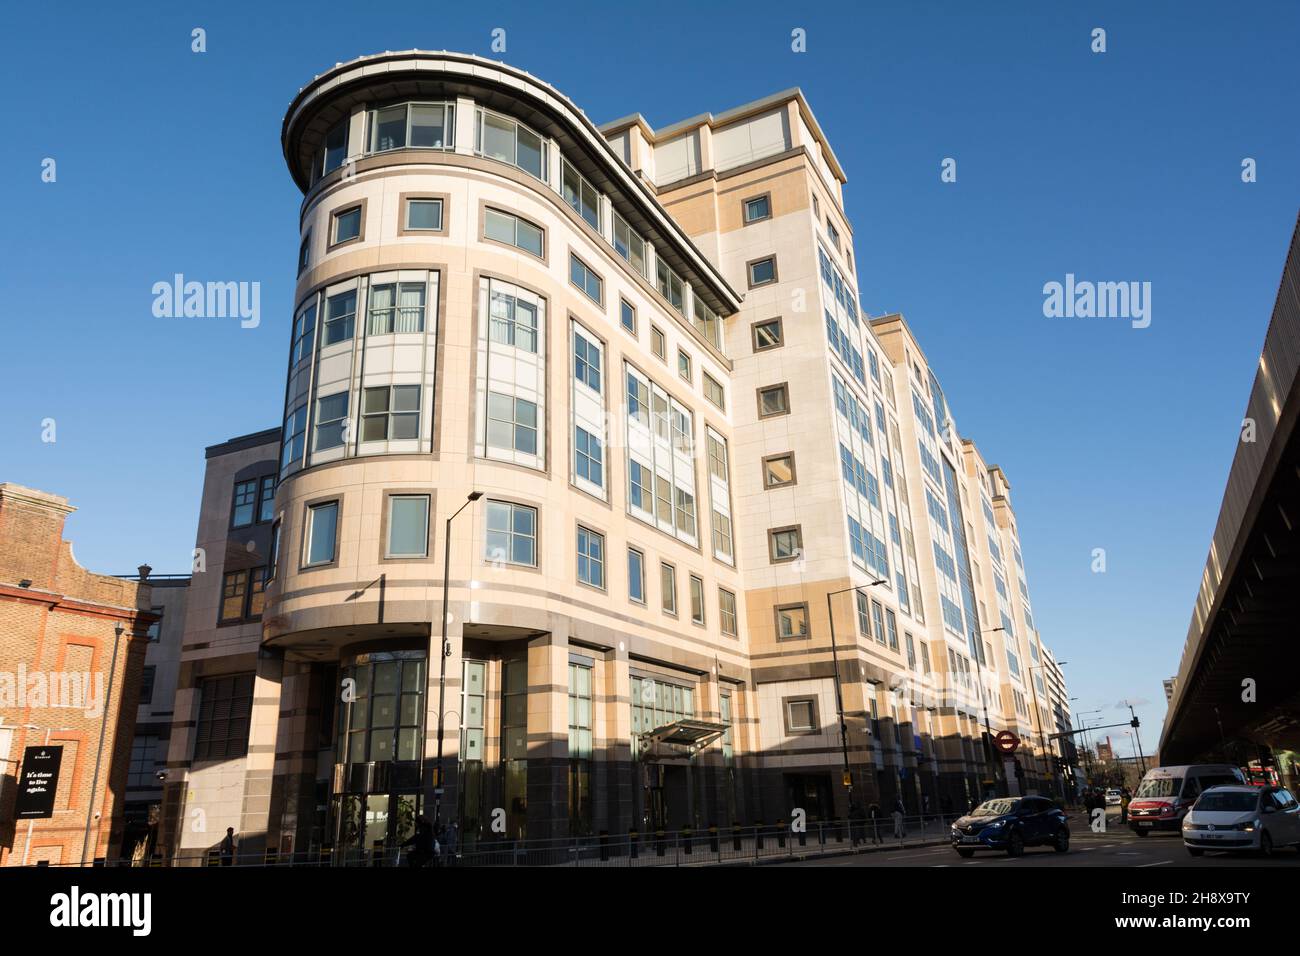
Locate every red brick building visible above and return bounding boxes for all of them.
[0,483,155,866]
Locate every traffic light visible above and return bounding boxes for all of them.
[1130,716,1140,728]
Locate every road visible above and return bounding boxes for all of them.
[776,815,1300,867]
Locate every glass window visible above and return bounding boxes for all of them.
[323,289,357,346]
[484,208,544,258]
[758,384,788,417]
[660,562,676,615]
[577,526,605,588]
[711,509,733,559]
[298,234,310,275]
[231,479,257,528]
[744,194,771,223]
[323,119,348,173]
[291,302,317,364]
[139,667,156,706]
[573,330,602,392]
[362,385,421,441]
[776,604,809,639]
[488,286,539,352]
[367,281,425,335]
[333,206,362,244]
[656,259,685,313]
[387,495,430,558]
[785,698,816,733]
[371,105,407,152]
[405,198,443,231]
[281,405,307,470]
[763,453,795,487]
[574,426,603,487]
[628,548,645,603]
[247,567,267,618]
[719,588,737,636]
[409,103,451,148]
[484,500,537,567]
[257,475,276,523]
[314,391,350,451]
[769,526,801,561]
[620,298,636,334]
[220,570,248,622]
[146,606,163,642]
[486,391,538,455]
[691,297,721,349]
[752,318,782,351]
[570,254,603,305]
[689,574,705,625]
[305,501,339,566]
[707,433,729,482]
[677,350,692,382]
[477,109,545,181]
[561,159,601,230]
[704,372,725,409]
[612,212,647,277]
[651,326,666,360]
[748,256,776,286]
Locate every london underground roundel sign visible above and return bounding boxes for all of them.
[994,730,1020,754]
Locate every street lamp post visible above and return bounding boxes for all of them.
[824,579,887,811]
[81,622,124,866]
[1125,702,1148,776]
[433,491,482,831]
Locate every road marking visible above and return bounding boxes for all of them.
[1138,860,1171,867]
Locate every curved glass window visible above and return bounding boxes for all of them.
[367,102,455,154]
[476,108,546,181]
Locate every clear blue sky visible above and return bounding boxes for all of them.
[3,1,1297,751]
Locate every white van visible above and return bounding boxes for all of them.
[1128,764,1245,835]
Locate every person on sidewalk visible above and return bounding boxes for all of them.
[867,803,883,845]
[891,797,906,839]
[219,827,237,867]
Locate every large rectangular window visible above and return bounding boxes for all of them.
[574,426,603,487]
[573,330,602,392]
[485,500,537,567]
[386,495,430,558]
[612,212,647,276]
[367,281,426,335]
[404,198,444,232]
[304,500,339,567]
[656,259,685,314]
[362,385,421,441]
[569,253,603,305]
[719,588,737,636]
[323,289,357,346]
[484,208,544,258]
[562,159,601,230]
[577,526,605,589]
[231,479,258,528]
[477,109,545,181]
[488,286,539,352]
[486,392,538,455]
[368,102,454,152]
[194,674,254,761]
[314,391,350,451]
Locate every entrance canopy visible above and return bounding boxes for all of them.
[638,719,728,759]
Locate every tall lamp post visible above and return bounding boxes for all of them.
[1124,701,1148,776]
[434,491,482,830]
[824,579,887,811]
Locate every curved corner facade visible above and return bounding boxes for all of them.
[158,51,1072,864]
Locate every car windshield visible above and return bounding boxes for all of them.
[1135,777,1181,798]
[972,799,1018,817]
[1195,792,1257,813]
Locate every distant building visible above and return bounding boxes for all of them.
[1163,677,1176,703]
[0,484,156,865]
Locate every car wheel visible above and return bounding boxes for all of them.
[1006,831,1024,857]
[955,848,975,858]
[1260,832,1274,858]
[1053,828,1070,853]
[1187,847,1204,857]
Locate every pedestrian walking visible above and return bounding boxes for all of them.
[219,827,237,867]
[867,802,882,845]
[402,815,435,868]
[1120,787,1131,825]
[892,797,906,839]
[849,802,866,847]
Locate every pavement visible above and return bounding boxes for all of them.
[775,812,1300,867]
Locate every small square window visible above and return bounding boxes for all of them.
[784,696,817,733]
[743,194,771,224]
[752,318,783,352]
[748,256,777,287]
[304,500,340,567]
[768,526,802,563]
[757,383,789,418]
[775,604,810,641]
[405,198,443,231]
[620,298,637,335]
[651,326,666,361]
[763,453,796,488]
[333,205,362,245]
[677,350,692,383]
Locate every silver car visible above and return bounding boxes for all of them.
[1182,785,1300,857]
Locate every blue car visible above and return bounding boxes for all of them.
[951,796,1071,857]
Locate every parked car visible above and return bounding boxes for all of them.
[1183,785,1300,857]
[951,796,1070,857]
[1105,788,1122,806]
[1128,764,1246,835]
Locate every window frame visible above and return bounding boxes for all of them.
[576,524,606,591]
[569,252,605,307]
[751,317,784,352]
[688,574,706,626]
[762,452,798,489]
[302,498,341,570]
[627,546,646,605]
[483,499,539,569]
[660,561,677,616]
[783,695,819,734]
[746,255,778,288]
[757,383,790,419]
[329,202,365,250]
[718,587,738,637]
[774,602,810,642]
[619,298,637,336]
[768,524,803,563]
[398,194,449,237]
[383,492,432,560]
[482,204,546,261]
[742,192,772,225]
